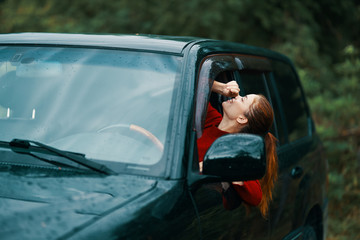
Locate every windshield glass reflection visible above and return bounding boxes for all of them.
[0,46,180,169]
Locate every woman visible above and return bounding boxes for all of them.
[197,80,278,218]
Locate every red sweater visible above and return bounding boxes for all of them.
[197,104,262,209]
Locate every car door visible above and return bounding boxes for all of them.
[237,65,301,238]
[266,60,318,239]
[189,54,271,240]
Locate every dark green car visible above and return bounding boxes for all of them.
[0,33,327,240]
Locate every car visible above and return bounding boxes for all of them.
[0,33,327,240]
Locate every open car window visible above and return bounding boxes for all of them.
[195,54,273,139]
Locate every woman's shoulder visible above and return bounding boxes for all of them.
[205,103,222,127]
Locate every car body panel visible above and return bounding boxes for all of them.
[0,165,157,239]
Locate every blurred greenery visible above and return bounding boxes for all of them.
[0,0,359,239]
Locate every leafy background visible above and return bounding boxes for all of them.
[0,0,359,239]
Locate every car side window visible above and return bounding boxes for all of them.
[271,60,309,142]
[194,54,280,142]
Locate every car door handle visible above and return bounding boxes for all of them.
[291,166,303,179]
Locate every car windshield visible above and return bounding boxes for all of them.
[0,46,181,175]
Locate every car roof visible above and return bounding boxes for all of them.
[0,32,287,61]
[0,32,206,55]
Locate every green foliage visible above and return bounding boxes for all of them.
[0,0,360,238]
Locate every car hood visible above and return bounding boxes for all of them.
[0,170,157,240]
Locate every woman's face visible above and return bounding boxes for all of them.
[222,94,258,121]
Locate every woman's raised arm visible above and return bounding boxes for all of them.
[211,80,240,97]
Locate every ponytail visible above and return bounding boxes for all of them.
[243,95,278,218]
[258,132,278,218]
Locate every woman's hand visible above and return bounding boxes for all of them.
[232,181,244,186]
[212,80,240,97]
[222,181,244,191]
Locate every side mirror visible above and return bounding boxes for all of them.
[203,134,266,181]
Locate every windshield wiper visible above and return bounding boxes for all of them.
[6,139,115,175]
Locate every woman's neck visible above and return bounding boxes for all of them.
[218,118,242,133]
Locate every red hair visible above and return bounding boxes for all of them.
[242,95,278,218]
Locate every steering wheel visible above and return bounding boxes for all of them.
[97,124,164,152]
